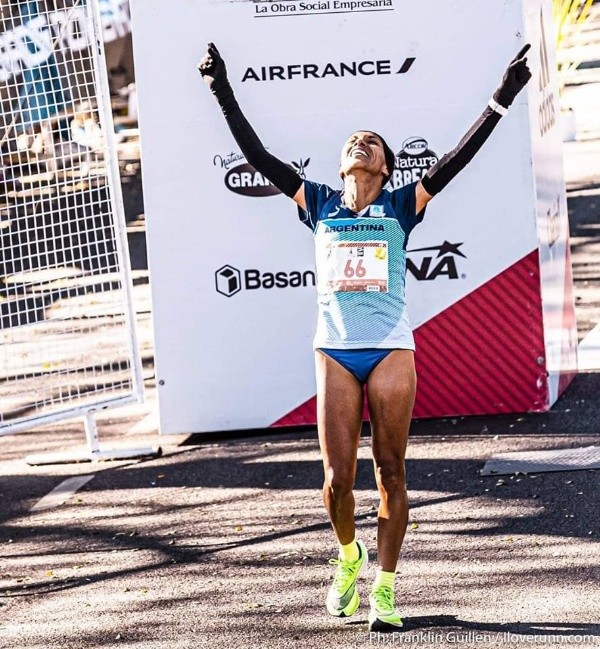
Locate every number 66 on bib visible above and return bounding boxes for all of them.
[318,241,389,293]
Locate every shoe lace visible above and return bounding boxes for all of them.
[329,557,359,589]
[371,585,394,613]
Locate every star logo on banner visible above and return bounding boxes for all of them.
[407,241,467,259]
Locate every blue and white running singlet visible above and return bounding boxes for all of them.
[299,181,425,350]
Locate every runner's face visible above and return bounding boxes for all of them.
[339,131,388,180]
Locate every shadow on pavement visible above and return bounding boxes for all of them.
[359,615,600,637]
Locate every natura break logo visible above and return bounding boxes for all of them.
[214,152,310,197]
[388,137,439,189]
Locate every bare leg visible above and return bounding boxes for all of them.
[315,351,364,545]
[366,350,416,572]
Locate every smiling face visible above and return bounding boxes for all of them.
[339,131,389,183]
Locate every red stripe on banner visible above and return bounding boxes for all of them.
[413,249,548,417]
[426,314,511,410]
[418,319,490,411]
[271,395,318,427]
[458,292,538,399]
[441,301,523,403]
[271,250,549,426]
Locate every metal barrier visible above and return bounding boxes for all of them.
[0,0,145,446]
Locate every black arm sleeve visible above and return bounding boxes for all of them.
[213,83,303,199]
[421,104,502,197]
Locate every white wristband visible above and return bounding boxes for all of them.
[488,98,509,117]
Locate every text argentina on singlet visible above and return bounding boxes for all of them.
[324,224,385,233]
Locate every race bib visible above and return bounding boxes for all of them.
[317,240,389,293]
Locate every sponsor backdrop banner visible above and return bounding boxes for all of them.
[130,0,576,433]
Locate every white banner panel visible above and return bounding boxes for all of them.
[131,0,575,433]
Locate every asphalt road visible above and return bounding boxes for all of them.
[1,422,599,649]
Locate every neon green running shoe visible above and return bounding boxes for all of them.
[368,585,404,631]
[326,539,368,617]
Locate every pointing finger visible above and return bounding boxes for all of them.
[512,43,531,62]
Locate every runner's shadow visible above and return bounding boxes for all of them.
[346,615,600,636]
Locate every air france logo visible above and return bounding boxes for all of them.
[214,153,310,197]
[388,137,439,189]
[539,8,556,137]
[406,241,467,281]
[215,265,316,297]
[242,58,414,82]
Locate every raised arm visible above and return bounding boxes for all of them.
[198,43,306,209]
[415,44,532,214]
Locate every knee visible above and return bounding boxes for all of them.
[374,461,406,496]
[324,466,354,500]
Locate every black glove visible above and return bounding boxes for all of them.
[196,42,303,198]
[198,42,230,95]
[493,44,532,109]
[198,42,237,115]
